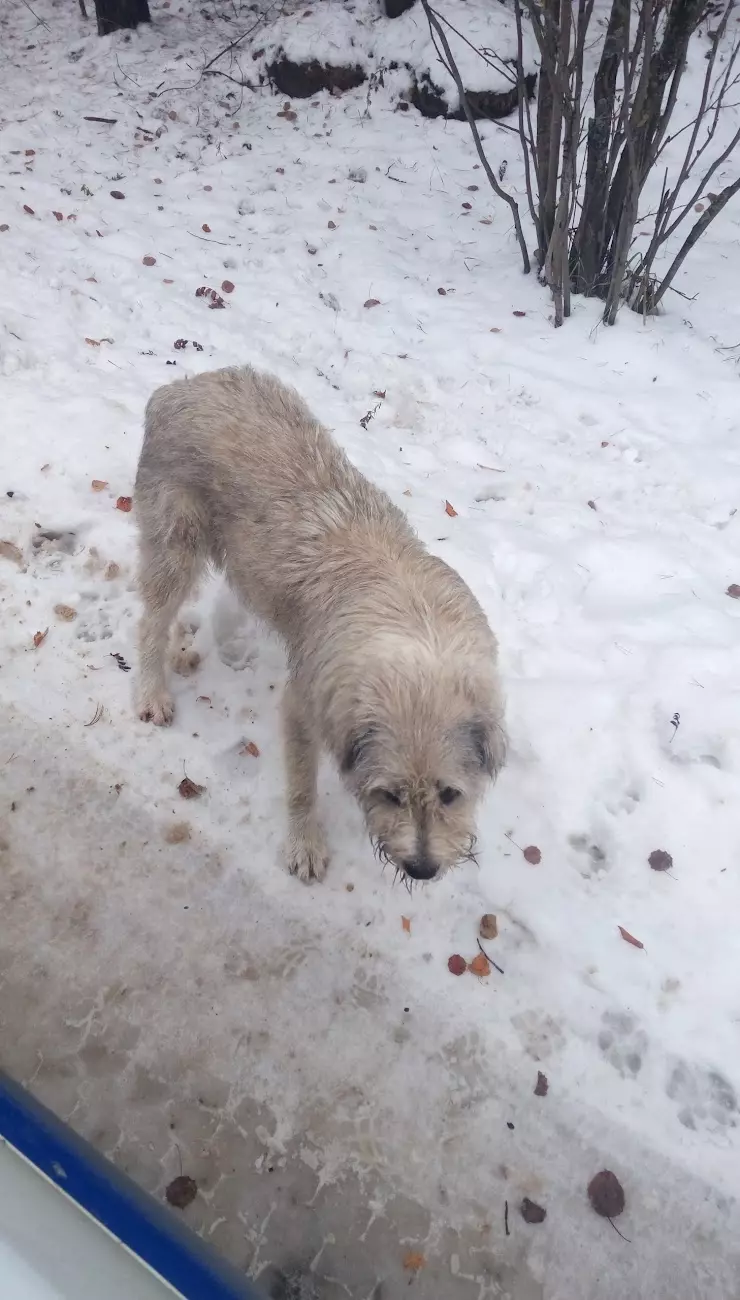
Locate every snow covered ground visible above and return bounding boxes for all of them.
[1,0,740,1296]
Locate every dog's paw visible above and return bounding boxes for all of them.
[288,828,329,884]
[138,694,175,726]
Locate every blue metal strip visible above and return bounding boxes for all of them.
[0,1070,261,1300]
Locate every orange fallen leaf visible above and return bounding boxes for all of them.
[116,496,133,512]
[91,479,108,491]
[444,500,458,517]
[401,915,411,934]
[33,628,49,648]
[618,925,644,949]
[402,1251,425,1273]
[469,952,491,977]
[241,741,260,757]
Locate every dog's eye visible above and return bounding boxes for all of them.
[439,786,461,806]
[379,789,402,806]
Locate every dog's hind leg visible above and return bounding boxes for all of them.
[137,514,204,726]
[282,676,329,882]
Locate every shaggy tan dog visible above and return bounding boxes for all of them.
[135,366,505,882]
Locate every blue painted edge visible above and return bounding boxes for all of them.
[0,1070,262,1300]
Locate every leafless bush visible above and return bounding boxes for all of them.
[519,0,740,323]
[422,0,740,325]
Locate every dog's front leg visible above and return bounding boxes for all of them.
[282,677,329,882]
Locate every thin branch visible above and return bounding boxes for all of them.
[651,173,740,307]
[420,0,531,273]
[514,0,541,246]
[20,0,50,28]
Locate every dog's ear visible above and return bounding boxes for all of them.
[341,727,376,774]
[463,719,505,778]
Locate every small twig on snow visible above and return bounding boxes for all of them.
[477,937,504,976]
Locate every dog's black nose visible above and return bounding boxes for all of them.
[402,858,438,881]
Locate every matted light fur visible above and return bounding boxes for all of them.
[134,366,506,883]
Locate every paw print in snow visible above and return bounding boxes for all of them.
[598,1010,648,1078]
[666,1061,738,1133]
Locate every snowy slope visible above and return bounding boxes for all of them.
[1,1,740,1297]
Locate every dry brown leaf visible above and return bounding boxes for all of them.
[523,845,541,864]
[110,190,125,199]
[104,561,120,581]
[241,740,260,757]
[588,1170,625,1218]
[469,951,491,977]
[115,496,133,512]
[727,584,740,599]
[534,1070,549,1096]
[33,628,49,648]
[54,604,76,622]
[513,310,526,317]
[402,1252,425,1273]
[85,337,101,347]
[447,954,467,976]
[53,211,63,221]
[618,925,644,949]
[648,849,673,872]
[363,298,380,308]
[444,500,458,517]
[403,489,412,497]
[91,479,108,491]
[178,776,205,800]
[221,280,235,293]
[520,1198,546,1224]
[202,223,211,232]
[142,255,156,266]
[23,204,35,215]
[165,1175,197,1209]
[401,915,411,934]
[479,913,498,940]
[0,540,23,565]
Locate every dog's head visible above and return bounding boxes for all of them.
[338,646,505,882]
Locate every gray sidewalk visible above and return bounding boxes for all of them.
[0,705,737,1300]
